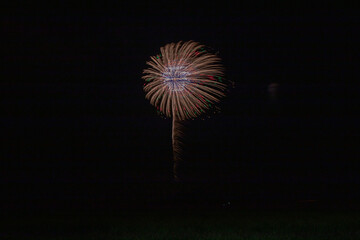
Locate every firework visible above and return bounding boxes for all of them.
[142,41,228,181]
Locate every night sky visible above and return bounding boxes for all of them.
[2,4,360,212]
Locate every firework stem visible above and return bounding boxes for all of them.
[172,107,183,182]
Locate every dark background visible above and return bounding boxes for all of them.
[2,3,360,214]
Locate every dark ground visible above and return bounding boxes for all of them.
[2,205,360,239]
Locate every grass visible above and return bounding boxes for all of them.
[2,209,360,239]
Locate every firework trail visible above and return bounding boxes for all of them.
[142,41,228,181]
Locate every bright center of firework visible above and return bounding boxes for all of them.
[163,66,190,92]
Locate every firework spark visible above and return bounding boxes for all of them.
[142,41,228,181]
